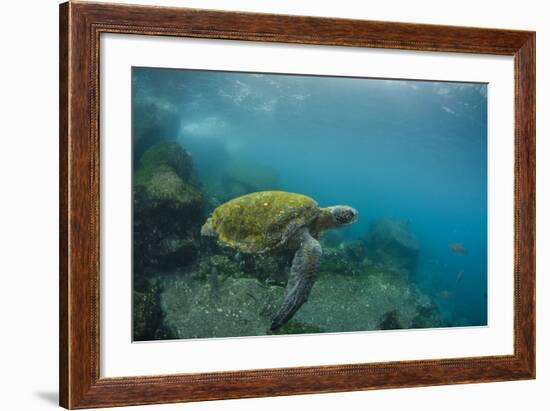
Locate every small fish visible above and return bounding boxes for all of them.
[436,290,452,299]
[456,271,464,283]
[449,243,468,255]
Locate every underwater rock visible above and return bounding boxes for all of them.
[133,141,203,272]
[291,271,420,332]
[319,244,377,277]
[199,253,245,280]
[340,240,368,262]
[157,261,444,339]
[133,279,174,341]
[319,247,363,277]
[135,141,199,186]
[411,302,445,329]
[364,219,420,274]
[378,309,404,330]
[161,274,284,339]
[133,289,160,341]
[157,235,199,268]
[199,246,293,289]
[240,252,292,285]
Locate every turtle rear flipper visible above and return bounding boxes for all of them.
[270,228,321,331]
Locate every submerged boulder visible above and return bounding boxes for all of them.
[290,269,426,332]
[133,142,203,272]
[364,219,420,274]
[133,278,175,341]
[198,245,293,287]
[158,263,443,339]
[319,246,363,277]
[411,302,446,328]
[378,309,404,330]
[161,275,284,339]
[340,240,368,262]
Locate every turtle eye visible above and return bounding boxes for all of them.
[335,209,353,224]
[334,207,357,225]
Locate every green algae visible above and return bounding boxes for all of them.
[133,141,203,271]
[204,191,319,253]
[134,142,202,208]
[134,141,195,187]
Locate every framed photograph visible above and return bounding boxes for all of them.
[59,1,535,408]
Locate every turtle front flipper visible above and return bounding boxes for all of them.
[270,228,322,331]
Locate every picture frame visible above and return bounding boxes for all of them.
[59,1,535,409]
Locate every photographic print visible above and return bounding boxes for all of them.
[60,4,535,406]
[132,67,488,341]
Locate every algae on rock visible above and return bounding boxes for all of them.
[133,278,175,341]
[133,141,203,272]
[160,275,283,339]
[157,264,444,339]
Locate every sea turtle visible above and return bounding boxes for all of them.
[201,190,358,330]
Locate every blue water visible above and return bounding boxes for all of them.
[133,67,488,328]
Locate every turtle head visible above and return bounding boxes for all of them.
[322,205,358,228]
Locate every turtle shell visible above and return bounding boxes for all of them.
[205,191,319,253]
